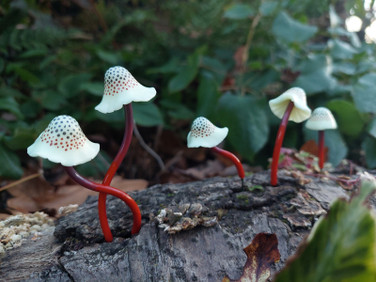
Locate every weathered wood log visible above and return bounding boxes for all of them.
[0,169,359,281]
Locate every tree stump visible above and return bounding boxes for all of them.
[0,169,358,281]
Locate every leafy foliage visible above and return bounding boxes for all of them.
[1,0,376,178]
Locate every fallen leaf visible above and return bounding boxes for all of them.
[223,233,280,282]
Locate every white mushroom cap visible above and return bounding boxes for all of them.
[27,115,100,166]
[187,117,228,148]
[95,66,156,114]
[305,107,337,131]
[269,87,312,123]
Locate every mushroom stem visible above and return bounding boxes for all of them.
[64,166,141,236]
[211,146,245,184]
[99,104,134,242]
[318,130,325,170]
[270,101,294,186]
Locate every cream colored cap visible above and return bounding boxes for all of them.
[305,107,337,130]
[27,115,100,166]
[95,66,156,114]
[269,87,312,123]
[187,117,228,148]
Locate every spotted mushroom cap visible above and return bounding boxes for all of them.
[95,66,156,114]
[27,115,100,166]
[269,87,312,123]
[305,107,337,131]
[187,117,229,148]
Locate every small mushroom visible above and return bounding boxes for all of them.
[269,87,311,186]
[187,117,245,186]
[95,66,156,241]
[27,115,141,239]
[305,107,337,170]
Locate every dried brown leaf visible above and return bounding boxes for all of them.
[224,233,280,282]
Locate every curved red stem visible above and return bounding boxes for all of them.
[64,166,141,235]
[98,104,135,242]
[211,146,245,182]
[318,130,325,170]
[270,101,294,186]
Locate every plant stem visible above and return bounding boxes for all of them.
[318,130,325,170]
[64,166,141,236]
[99,104,134,242]
[270,101,294,186]
[211,146,245,185]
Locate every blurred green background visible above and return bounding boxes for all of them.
[1,0,376,180]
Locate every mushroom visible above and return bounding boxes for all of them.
[27,115,141,238]
[269,87,311,186]
[305,107,337,170]
[187,117,245,186]
[95,66,156,241]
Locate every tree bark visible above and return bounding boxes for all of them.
[0,169,361,281]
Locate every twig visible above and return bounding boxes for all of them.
[0,172,42,193]
[133,123,165,171]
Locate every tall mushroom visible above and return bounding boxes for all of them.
[269,87,311,186]
[305,107,337,170]
[187,117,245,186]
[27,115,141,237]
[95,66,156,241]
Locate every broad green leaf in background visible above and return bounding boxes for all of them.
[361,136,376,168]
[196,73,220,117]
[217,93,269,161]
[326,99,365,137]
[168,50,202,93]
[259,1,278,16]
[367,118,376,138]
[223,3,254,20]
[96,49,122,65]
[304,127,347,166]
[80,82,104,97]
[3,127,36,150]
[293,54,336,95]
[133,102,164,127]
[0,97,23,119]
[352,73,376,113]
[160,100,194,121]
[272,11,318,43]
[0,143,23,179]
[329,39,358,60]
[33,90,67,111]
[275,174,376,281]
[58,73,92,98]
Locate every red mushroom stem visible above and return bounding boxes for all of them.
[64,166,141,235]
[270,101,294,186]
[211,146,245,186]
[99,104,135,242]
[318,130,325,170]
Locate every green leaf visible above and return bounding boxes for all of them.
[260,1,278,16]
[275,175,376,281]
[326,100,364,137]
[75,151,110,177]
[272,11,318,43]
[0,97,23,119]
[352,73,376,113]
[0,143,23,179]
[217,93,269,161]
[80,82,104,97]
[133,102,164,127]
[168,51,201,93]
[329,39,357,60]
[33,90,67,111]
[160,100,194,120]
[96,49,121,64]
[367,118,376,138]
[362,136,376,168]
[223,4,254,20]
[58,73,92,98]
[293,54,336,94]
[304,127,347,166]
[196,73,220,117]
[3,127,36,150]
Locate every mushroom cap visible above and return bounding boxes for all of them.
[187,117,228,148]
[269,87,312,123]
[305,107,337,130]
[27,115,100,166]
[95,66,156,114]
